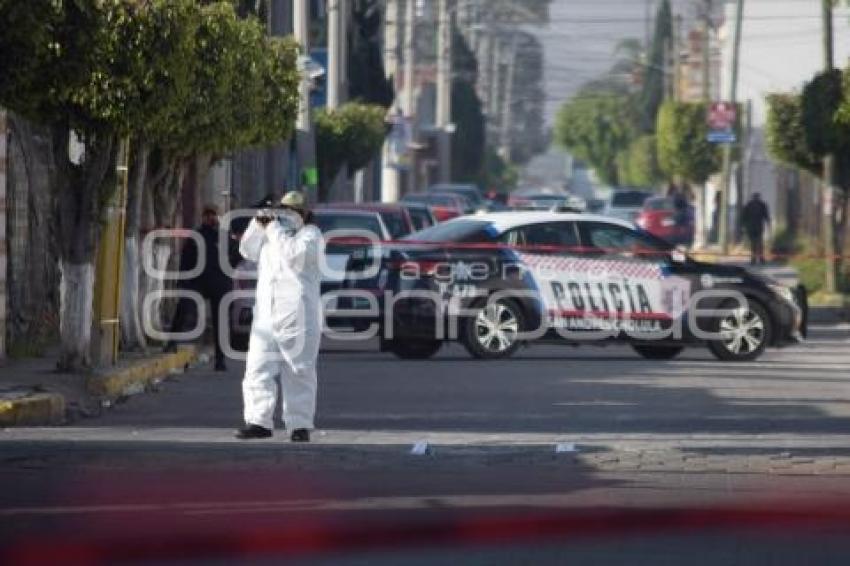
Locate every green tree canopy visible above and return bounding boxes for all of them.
[170,3,297,156]
[801,69,850,190]
[765,93,821,176]
[802,69,848,158]
[554,94,637,185]
[0,0,300,369]
[315,102,388,199]
[617,134,662,188]
[656,101,720,184]
[451,27,485,183]
[452,81,486,184]
[639,0,672,132]
[481,148,519,193]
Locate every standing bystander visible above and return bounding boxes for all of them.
[741,193,771,265]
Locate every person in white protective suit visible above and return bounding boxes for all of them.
[235,191,325,442]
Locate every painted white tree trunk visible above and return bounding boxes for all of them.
[120,236,147,350]
[58,261,94,370]
[140,242,173,339]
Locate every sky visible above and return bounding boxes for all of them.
[535,0,704,123]
[719,0,850,125]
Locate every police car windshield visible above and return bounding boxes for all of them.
[405,220,495,243]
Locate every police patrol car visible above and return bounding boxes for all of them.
[338,212,807,362]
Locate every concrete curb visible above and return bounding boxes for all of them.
[809,305,850,324]
[0,393,66,426]
[86,346,200,399]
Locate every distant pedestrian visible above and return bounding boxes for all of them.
[741,193,771,265]
[164,205,237,371]
[666,183,679,199]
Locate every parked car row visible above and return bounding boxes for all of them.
[229,187,480,349]
[228,184,699,350]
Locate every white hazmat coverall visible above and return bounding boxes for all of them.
[239,214,324,431]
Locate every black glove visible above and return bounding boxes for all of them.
[255,210,274,227]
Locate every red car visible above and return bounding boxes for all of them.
[401,193,470,222]
[635,196,695,247]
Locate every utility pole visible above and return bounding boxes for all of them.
[489,33,503,146]
[477,31,491,114]
[663,36,672,101]
[327,0,342,110]
[294,0,317,202]
[499,34,519,162]
[384,0,400,80]
[326,0,348,200]
[436,0,453,183]
[822,0,837,293]
[381,0,402,202]
[673,14,683,101]
[718,0,744,255]
[0,109,7,362]
[702,0,712,101]
[403,0,418,195]
[92,138,130,367]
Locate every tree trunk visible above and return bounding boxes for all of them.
[145,242,173,338]
[5,115,60,350]
[182,153,214,227]
[138,150,184,336]
[120,142,150,351]
[53,125,117,371]
[58,260,94,369]
[835,191,850,292]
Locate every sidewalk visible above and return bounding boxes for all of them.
[0,346,203,427]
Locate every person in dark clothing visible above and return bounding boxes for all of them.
[165,205,237,370]
[741,193,771,265]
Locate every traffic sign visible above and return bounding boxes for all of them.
[707,102,737,144]
[707,131,737,143]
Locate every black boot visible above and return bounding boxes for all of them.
[235,424,273,439]
[290,429,310,443]
[214,358,227,372]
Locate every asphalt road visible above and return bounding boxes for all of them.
[3,327,850,563]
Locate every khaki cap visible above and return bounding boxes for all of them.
[279,191,306,209]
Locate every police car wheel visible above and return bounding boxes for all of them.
[388,339,443,360]
[708,299,772,362]
[462,299,523,360]
[632,345,683,360]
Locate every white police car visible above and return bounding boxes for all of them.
[339,212,806,362]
